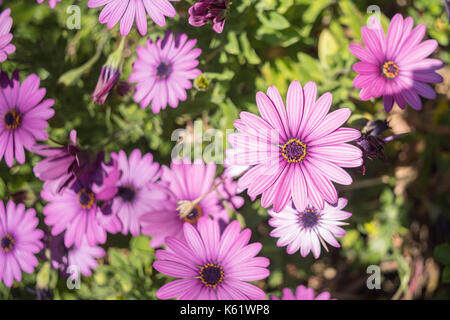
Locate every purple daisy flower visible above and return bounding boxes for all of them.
[0,71,55,167]
[0,8,15,62]
[154,218,270,300]
[188,0,229,34]
[140,159,224,248]
[0,200,44,287]
[129,31,202,113]
[108,149,167,236]
[42,159,122,248]
[270,285,333,300]
[87,0,177,36]
[268,198,351,258]
[227,81,362,212]
[36,0,62,8]
[350,14,444,112]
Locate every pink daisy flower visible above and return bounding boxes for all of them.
[140,159,224,248]
[109,149,167,236]
[350,14,444,112]
[268,198,351,259]
[36,0,62,8]
[154,218,270,300]
[0,200,44,287]
[226,81,362,213]
[87,0,177,36]
[0,8,16,62]
[270,285,333,300]
[0,71,55,167]
[129,31,202,113]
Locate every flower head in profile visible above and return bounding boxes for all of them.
[50,233,105,277]
[0,200,44,287]
[189,0,229,33]
[268,198,351,258]
[0,8,15,62]
[154,219,270,300]
[36,0,62,8]
[270,285,333,300]
[356,119,408,175]
[227,80,362,212]
[0,70,55,167]
[32,130,93,194]
[87,0,177,36]
[130,31,202,113]
[350,14,444,112]
[140,159,225,248]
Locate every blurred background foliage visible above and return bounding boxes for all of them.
[0,0,449,300]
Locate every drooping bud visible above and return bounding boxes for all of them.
[188,0,229,34]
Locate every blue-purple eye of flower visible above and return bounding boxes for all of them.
[1,234,15,252]
[3,110,21,130]
[78,189,95,209]
[156,62,171,79]
[299,208,320,229]
[200,263,224,288]
[282,138,307,163]
[118,185,136,202]
[183,204,203,224]
[382,61,399,79]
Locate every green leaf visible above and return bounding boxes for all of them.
[434,244,450,266]
[318,29,339,67]
[257,11,290,30]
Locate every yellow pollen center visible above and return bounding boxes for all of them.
[382,61,399,79]
[281,138,307,163]
[77,188,95,209]
[182,204,203,224]
[200,263,224,288]
[3,110,21,130]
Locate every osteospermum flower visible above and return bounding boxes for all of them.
[154,219,270,300]
[0,71,55,167]
[0,9,15,62]
[108,149,167,236]
[32,130,93,194]
[188,0,229,34]
[268,198,351,258]
[129,31,202,113]
[270,285,333,300]
[227,80,362,212]
[350,14,444,112]
[36,0,62,8]
[50,233,105,277]
[140,159,224,248]
[0,200,44,287]
[87,0,177,36]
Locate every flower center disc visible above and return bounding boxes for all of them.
[282,138,307,163]
[77,189,95,209]
[299,208,320,229]
[156,62,171,79]
[200,263,224,288]
[1,234,15,252]
[3,110,21,130]
[183,204,203,224]
[118,185,136,203]
[382,61,399,79]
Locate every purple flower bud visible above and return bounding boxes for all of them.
[91,65,120,104]
[188,0,229,34]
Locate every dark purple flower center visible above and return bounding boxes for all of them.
[3,110,21,130]
[156,62,171,79]
[118,185,136,203]
[299,208,320,229]
[182,204,203,224]
[382,61,399,79]
[282,138,307,163]
[1,234,15,252]
[200,263,224,288]
[77,188,95,209]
